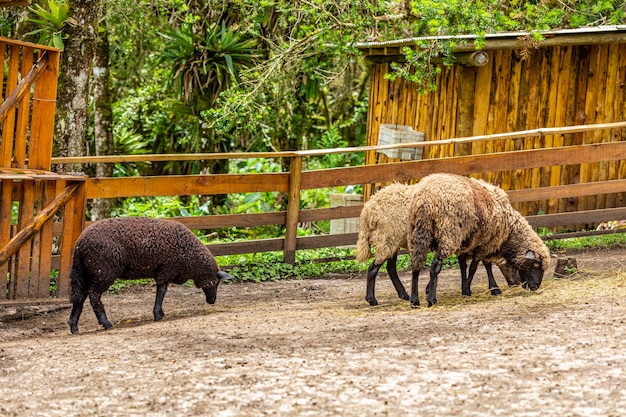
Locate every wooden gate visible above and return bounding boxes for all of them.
[0,37,86,302]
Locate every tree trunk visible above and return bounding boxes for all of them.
[90,12,114,220]
[52,0,98,173]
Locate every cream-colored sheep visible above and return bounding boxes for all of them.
[356,182,519,306]
[408,173,551,307]
[355,183,415,306]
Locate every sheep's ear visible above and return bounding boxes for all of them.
[525,250,536,260]
[217,270,234,281]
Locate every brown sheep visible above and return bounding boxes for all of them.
[408,173,550,307]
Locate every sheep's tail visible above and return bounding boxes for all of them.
[69,246,90,304]
[355,217,373,263]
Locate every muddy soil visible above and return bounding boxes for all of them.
[1,247,626,416]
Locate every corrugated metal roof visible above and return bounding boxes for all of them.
[357,25,626,53]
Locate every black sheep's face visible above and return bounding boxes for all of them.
[203,285,219,304]
[202,270,234,304]
[499,262,522,286]
[520,250,544,291]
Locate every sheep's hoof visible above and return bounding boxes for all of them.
[366,297,378,306]
[410,297,420,308]
[102,322,113,330]
[69,325,79,334]
[399,294,410,301]
[462,290,471,297]
[427,299,437,307]
[490,288,502,296]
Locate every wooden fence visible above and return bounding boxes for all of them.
[52,121,626,266]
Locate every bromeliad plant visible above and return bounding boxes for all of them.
[158,21,259,108]
[26,0,76,51]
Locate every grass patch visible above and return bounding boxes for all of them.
[542,229,626,251]
[108,279,153,294]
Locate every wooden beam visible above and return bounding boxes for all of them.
[296,233,359,250]
[283,156,302,265]
[507,179,626,203]
[300,142,626,190]
[0,51,49,123]
[86,172,289,199]
[542,228,626,241]
[0,36,58,52]
[0,182,81,267]
[207,238,285,257]
[0,0,31,6]
[51,120,626,166]
[358,31,626,56]
[81,142,626,200]
[527,207,626,228]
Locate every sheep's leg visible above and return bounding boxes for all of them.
[462,257,480,296]
[88,291,113,330]
[68,290,89,334]
[386,253,410,301]
[483,262,502,296]
[410,269,420,308]
[365,261,383,306]
[459,254,470,296]
[426,253,443,307]
[153,282,169,321]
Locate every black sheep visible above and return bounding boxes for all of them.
[68,217,233,333]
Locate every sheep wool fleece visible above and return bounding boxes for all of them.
[71,217,220,293]
[408,173,550,272]
[355,183,420,265]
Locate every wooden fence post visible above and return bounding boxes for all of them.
[284,156,302,265]
[57,180,87,298]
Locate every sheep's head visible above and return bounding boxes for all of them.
[518,250,548,291]
[496,261,522,286]
[202,270,234,304]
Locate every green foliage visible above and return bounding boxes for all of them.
[111,127,151,176]
[381,0,626,90]
[544,231,626,251]
[26,0,74,51]
[108,279,152,294]
[223,248,367,283]
[315,122,364,168]
[385,41,451,94]
[0,13,14,38]
[204,1,378,156]
[112,82,206,176]
[115,196,211,219]
[158,21,258,107]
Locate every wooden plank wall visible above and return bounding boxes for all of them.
[365,43,626,216]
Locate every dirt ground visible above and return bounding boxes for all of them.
[1,247,626,416]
